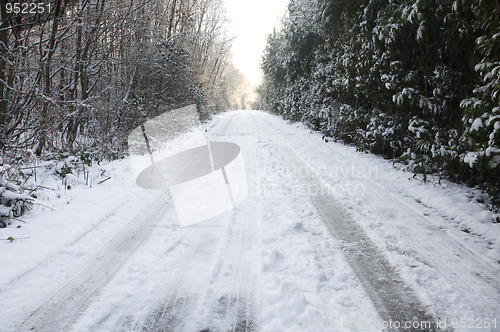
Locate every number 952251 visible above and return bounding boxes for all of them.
[5,2,52,14]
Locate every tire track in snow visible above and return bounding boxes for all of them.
[191,112,260,332]
[1,194,132,291]
[214,113,260,332]
[290,122,497,276]
[254,113,439,331]
[130,112,260,332]
[264,112,500,321]
[133,114,234,332]
[361,184,500,317]
[204,112,258,332]
[17,192,170,332]
[139,230,220,332]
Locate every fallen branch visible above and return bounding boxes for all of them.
[18,165,45,170]
[36,185,55,191]
[98,177,111,184]
[34,202,54,211]
[1,236,31,242]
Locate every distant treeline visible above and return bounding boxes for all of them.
[260,0,500,204]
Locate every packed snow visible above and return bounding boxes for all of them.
[1,111,499,331]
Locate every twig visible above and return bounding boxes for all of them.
[36,185,55,191]
[10,217,27,223]
[98,177,111,184]
[34,202,54,211]
[18,165,45,170]
[1,236,31,242]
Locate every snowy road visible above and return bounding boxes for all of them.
[1,111,499,331]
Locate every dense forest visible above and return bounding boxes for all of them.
[260,0,500,206]
[0,0,250,159]
[0,0,248,224]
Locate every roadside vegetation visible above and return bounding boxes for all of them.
[260,0,500,208]
[0,0,247,226]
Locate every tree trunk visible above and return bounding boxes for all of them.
[167,0,178,39]
[0,0,10,135]
[36,0,63,155]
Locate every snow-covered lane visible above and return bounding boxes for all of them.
[254,115,437,329]
[2,110,499,331]
[17,193,170,331]
[70,110,380,331]
[250,111,500,330]
[0,167,166,331]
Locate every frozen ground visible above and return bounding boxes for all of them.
[0,111,499,331]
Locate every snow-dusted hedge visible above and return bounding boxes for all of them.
[261,0,500,206]
[0,151,111,228]
[0,159,35,228]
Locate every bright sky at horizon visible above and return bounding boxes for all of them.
[224,0,289,87]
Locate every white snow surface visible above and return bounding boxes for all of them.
[0,111,499,331]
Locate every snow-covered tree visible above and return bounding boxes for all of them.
[261,0,500,204]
